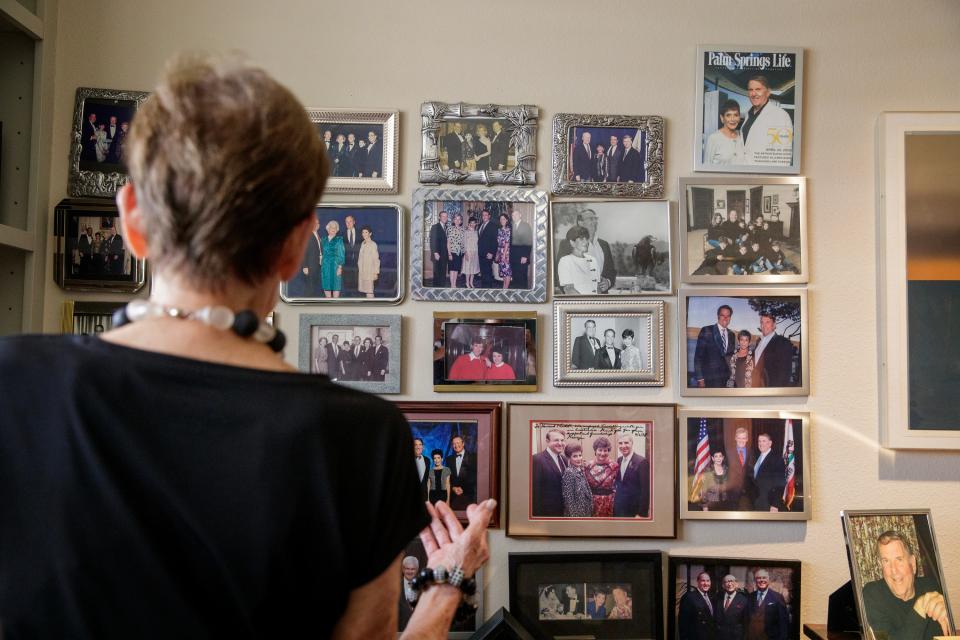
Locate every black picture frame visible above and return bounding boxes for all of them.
[667,555,802,640]
[470,607,536,640]
[509,551,663,640]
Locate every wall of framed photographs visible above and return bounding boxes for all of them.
[33,0,960,634]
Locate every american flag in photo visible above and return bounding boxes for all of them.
[689,418,711,502]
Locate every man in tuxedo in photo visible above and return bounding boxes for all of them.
[429,210,449,287]
[82,113,99,163]
[477,209,499,288]
[751,313,796,387]
[509,209,533,289]
[490,120,510,170]
[746,570,789,640]
[595,328,621,370]
[606,134,622,182]
[326,334,344,381]
[370,334,389,381]
[693,304,736,388]
[290,215,322,297]
[443,122,465,170]
[618,134,644,182]
[412,438,431,503]
[678,571,717,640]
[571,319,601,370]
[572,130,594,182]
[342,214,361,294]
[531,428,567,517]
[104,226,125,275]
[344,133,361,177]
[747,433,785,512]
[716,574,750,640]
[77,226,94,274]
[360,130,382,178]
[613,433,649,517]
[445,435,476,510]
[398,556,420,631]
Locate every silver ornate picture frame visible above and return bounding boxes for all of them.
[68,87,149,198]
[419,101,538,186]
[411,187,548,303]
[678,176,807,284]
[297,313,401,394]
[308,108,399,194]
[554,299,665,387]
[551,113,664,198]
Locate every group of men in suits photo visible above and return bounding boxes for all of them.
[568,128,645,183]
[677,569,791,640]
[319,126,384,178]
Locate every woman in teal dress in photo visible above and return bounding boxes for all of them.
[321,219,345,297]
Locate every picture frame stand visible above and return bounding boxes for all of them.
[828,581,861,635]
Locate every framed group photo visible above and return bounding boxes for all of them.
[68,87,149,198]
[308,108,399,194]
[506,403,676,538]
[297,313,400,394]
[668,556,802,640]
[553,300,665,387]
[53,199,147,293]
[679,410,811,521]
[419,101,538,185]
[411,187,548,303]
[433,312,537,392]
[679,288,809,396]
[841,509,955,640]
[397,401,501,527]
[551,200,672,296]
[509,551,663,640]
[551,113,664,198]
[679,177,807,284]
[280,204,403,304]
[694,45,804,174]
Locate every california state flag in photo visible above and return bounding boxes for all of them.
[782,419,796,510]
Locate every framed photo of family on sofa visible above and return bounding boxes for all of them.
[505,403,676,538]
[679,288,809,397]
[678,410,811,521]
[411,188,548,303]
[553,300,665,387]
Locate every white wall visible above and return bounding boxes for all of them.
[42,0,960,626]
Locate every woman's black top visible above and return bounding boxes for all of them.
[0,335,428,639]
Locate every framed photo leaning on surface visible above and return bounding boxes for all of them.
[551,200,672,296]
[308,108,399,194]
[509,551,663,640]
[679,288,808,397]
[297,313,400,394]
[68,87,149,198]
[280,204,403,304]
[678,410,810,521]
[396,401,501,527]
[505,403,676,538]
[411,187,548,303]
[419,101,538,186]
[694,45,803,174]
[553,300,665,387]
[551,113,664,198]
[679,176,807,284]
[433,312,537,392]
[841,509,955,640]
[667,555,802,640]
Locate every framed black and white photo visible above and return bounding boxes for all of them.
[280,204,404,304]
[506,403,676,538]
[308,108,399,194]
[551,200,671,296]
[60,300,124,335]
[509,551,663,639]
[680,288,808,397]
[841,509,955,640]
[68,87,149,198]
[551,113,664,198]
[694,45,804,174]
[53,198,147,293]
[679,176,807,284]
[554,300,665,387]
[433,312,537,392]
[679,410,811,521]
[297,313,400,394]
[420,101,537,186]
[668,556,802,640]
[411,187,548,303]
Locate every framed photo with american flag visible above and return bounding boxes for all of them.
[678,410,811,521]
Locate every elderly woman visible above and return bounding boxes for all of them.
[0,56,493,638]
[584,436,619,517]
[321,219,345,297]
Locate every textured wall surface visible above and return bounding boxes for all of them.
[41,0,960,625]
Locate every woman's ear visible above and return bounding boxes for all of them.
[116,183,149,259]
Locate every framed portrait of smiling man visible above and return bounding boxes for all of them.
[694,46,803,174]
[841,510,955,640]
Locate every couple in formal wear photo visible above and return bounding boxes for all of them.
[440,119,513,172]
[531,427,650,519]
[411,433,477,511]
[80,109,133,168]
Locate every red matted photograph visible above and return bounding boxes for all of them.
[506,403,676,538]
